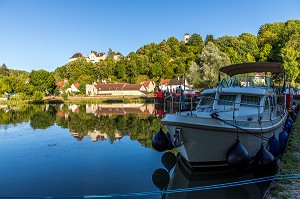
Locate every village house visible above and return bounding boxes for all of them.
[158,79,170,91]
[159,77,192,92]
[113,52,122,61]
[141,81,156,92]
[66,83,80,93]
[86,50,106,63]
[86,82,147,96]
[55,79,68,94]
[69,53,84,62]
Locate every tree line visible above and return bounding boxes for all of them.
[1,20,299,99]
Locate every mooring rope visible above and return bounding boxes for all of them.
[210,112,299,152]
[1,173,300,198]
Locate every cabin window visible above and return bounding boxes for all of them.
[220,78,229,87]
[199,94,215,106]
[218,94,237,105]
[264,97,270,110]
[270,96,276,111]
[241,95,261,107]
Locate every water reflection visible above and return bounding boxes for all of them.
[152,152,273,199]
[0,104,161,147]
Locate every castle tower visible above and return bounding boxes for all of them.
[184,33,190,43]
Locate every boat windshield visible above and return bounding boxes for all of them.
[221,76,271,88]
[197,93,215,110]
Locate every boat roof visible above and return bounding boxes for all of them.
[219,62,284,76]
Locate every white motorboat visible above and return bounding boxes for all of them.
[160,62,288,168]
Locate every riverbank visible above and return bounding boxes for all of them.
[265,112,300,199]
[0,95,155,105]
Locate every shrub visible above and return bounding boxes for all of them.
[32,91,45,101]
[62,93,68,101]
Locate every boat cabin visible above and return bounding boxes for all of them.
[197,69,285,121]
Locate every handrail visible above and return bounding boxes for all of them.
[197,95,287,121]
[163,94,199,114]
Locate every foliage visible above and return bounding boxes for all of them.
[61,93,68,101]
[31,91,45,101]
[258,20,300,84]
[192,42,231,89]
[29,69,56,94]
[0,104,161,148]
[0,63,9,77]
[30,106,56,129]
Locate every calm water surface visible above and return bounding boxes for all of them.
[0,104,271,199]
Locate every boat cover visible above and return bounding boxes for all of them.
[219,62,284,76]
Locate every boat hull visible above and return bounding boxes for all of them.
[161,112,287,167]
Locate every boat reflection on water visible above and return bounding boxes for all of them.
[152,152,274,199]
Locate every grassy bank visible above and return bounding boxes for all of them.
[266,112,300,199]
[0,95,155,105]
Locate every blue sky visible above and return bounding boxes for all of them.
[0,0,299,72]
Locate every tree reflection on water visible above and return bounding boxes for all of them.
[0,104,162,148]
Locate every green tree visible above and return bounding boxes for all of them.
[53,65,68,81]
[187,33,204,47]
[186,33,205,56]
[186,61,201,87]
[32,91,45,101]
[0,76,27,94]
[0,63,9,77]
[192,42,231,89]
[115,61,127,79]
[29,69,56,94]
[281,47,300,85]
[205,34,214,44]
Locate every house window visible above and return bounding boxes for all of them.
[109,88,112,90]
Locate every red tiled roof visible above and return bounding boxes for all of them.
[123,84,144,90]
[160,79,170,85]
[70,53,84,59]
[169,78,187,86]
[142,81,150,87]
[73,83,79,88]
[56,81,65,87]
[95,83,126,91]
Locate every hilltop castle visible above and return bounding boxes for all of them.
[69,50,121,63]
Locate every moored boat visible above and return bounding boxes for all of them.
[160,62,288,168]
[152,153,270,199]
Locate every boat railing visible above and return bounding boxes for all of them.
[196,96,286,122]
[163,95,199,114]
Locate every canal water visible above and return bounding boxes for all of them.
[0,104,272,199]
